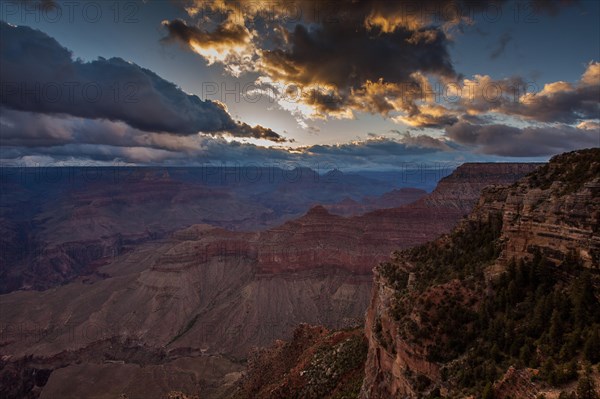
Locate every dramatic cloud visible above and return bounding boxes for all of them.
[163,0,590,127]
[385,61,599,129]
[445,121,599,157]
[451,62,600,124]
[514,62,600,123]
[0,107,202,151]
[163,0,502,123]
[0,106,290,162]
[260,23,455,90]
[161,18,256,76]
[163,0,586,131]
[1,1,593,166]
[0,21,284,142]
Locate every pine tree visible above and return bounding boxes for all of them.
[542,358,557,383]
[572,272,598,327]
[519,344,532,367]
[583,327,600,364]
[549,309,564,351]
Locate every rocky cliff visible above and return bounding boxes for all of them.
[499,152,599,269]
[361,149,600,398]
[233,324,367,399]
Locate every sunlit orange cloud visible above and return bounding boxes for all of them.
[581,60,600,86]
[393,104,458,128]
[577,121,600,131]
[404,61,600,127]
[387,61,599,128]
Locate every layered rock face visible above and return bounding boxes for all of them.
[362,273,424,398]
[360,149,600,398]
[462,152,599,269]
[500,159,600,269]
[323,188,427,216]
[0,167,395,294]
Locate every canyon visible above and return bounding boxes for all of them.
[0,162,540,398]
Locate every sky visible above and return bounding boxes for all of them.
[0,0,598,169]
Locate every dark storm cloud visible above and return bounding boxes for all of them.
[304,136,451,158]
[162,18,251,48]
[0,21,284,142]
[0,106,286,158]
[0,107,193,151]
[170,0,577,86]
[302,88,348,113]
[261,22,455,90]
[0,107,72,147]
[233,122,287,142]
[445,121,599,157]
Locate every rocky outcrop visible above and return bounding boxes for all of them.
[360,149,600,398]
[362,268,440,399]
[493,367,539,399]
[233,324,367,399]
[0,337,243,399]
[462,151,600,268]
[500,165,600,269]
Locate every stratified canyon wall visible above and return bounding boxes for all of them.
[361,149,599,399]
